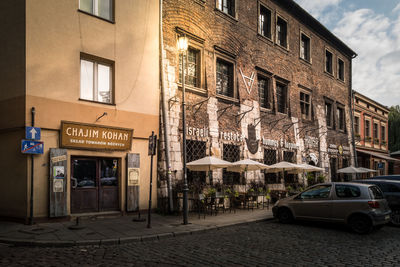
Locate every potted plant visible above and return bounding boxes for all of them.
[317,174,326,183]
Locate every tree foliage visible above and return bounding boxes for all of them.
[389,105,400,152]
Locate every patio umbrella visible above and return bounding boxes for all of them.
[337,166,368,174]
[186,156,232,171]
[226,159,270,172]
[266,161,306,173]
[357,167,378,173]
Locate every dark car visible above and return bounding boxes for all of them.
[370,175,400,181]
[354,179,400,226]
[272,183,391,234]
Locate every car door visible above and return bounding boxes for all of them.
[290,184,333,221]
[331,184,363,222]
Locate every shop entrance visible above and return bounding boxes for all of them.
[71,157,119,214]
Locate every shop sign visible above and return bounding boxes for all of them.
[60,121,133,151]
[262,138,298,150]
[342,145,351,155]
[219,131,244,142]
[304,135,319,149]
[328,144,339,154]
[245,124,259,154]
[187,126,209,138]
[328,144,351,155]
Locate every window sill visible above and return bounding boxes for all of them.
[275,43,289,54]
[79,98,116,106]
[214,8,238,23]
[260,106,273,113]
[299,57,312,66]
[324,71,334,79]
[257,34,274,46]
[216,94,239,104]
[194,0,206,6]
[78,9,115,24]
[178,84,207,97]
[337,78,345,84]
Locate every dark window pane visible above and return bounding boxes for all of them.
[100,159,118,186]
[335,185,361,198]
[259,5,271,38]
[277,17,287,48]
[276,83,287,114]
[216,59,234,97]
[326,50,333,74]
[186,140,207,185]
[258,76,269,108]
[264,149,277,183]
[223,144,241,185]
[73,159,97,188]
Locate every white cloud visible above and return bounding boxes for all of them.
[393,3,400,14]
[294,0,342,22]
[333,9,400,107]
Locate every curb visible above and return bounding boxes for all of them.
[0,216,275,248]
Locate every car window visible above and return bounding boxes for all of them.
[335,185,361,198]
[378,183,390,192]
[299,185,331,199]
[369,186,384,199]
[388,184,400,193]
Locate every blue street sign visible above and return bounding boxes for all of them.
[25,127,41,140]
[378,162,384,169]
[21,140,44,154]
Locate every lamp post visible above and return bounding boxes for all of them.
[178,35,189,225]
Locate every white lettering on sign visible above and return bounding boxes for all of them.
[262,138,298,150]
[262,138,279,148]
[304,135,319,148]
[219,131,244,142]
[186,126,209,138]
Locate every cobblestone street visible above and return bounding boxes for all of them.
[1,220,400,266]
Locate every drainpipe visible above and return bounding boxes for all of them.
[159,0,173,213]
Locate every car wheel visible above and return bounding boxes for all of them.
[349,215,373,234]
[391,210,400,226]
[277,208,293,224]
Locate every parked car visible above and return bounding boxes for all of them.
[370,175,400,181]
[272,182,391,234]
[354,179,400,226]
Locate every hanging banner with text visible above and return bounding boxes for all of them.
[60,121,133,151]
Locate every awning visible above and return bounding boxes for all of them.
[356,149,400,162]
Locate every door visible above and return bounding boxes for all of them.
[71,157,119,214]
[291,184,332,221]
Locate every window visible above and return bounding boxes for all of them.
[325,49,333,74]
[186,140,207,184]
[276,82,288,114]
[330,157,337,182]
[336,106,345,131]
[325,101,333,128]
[179,47,200,88]
[258,75,270,109]
[373,123,378,139]
[365,120,371,138]
[354,117,360,135]
[223,144,241,184]
[381,125,386,141]
[299,185,332,199]
[217,0,235,17]
[259,5,271,39]
[80,55,113,104]
[300,33,310,62]
[264,149,277,184]
[335,185,361,198]
[338,58,344,81]
[300,91,311,120]
[276,17,288,48]
[79,0,113,21]
[216,58,234,98]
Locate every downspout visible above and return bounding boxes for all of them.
[159,0,173,212]
[349,54,358,169]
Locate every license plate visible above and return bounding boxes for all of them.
[385,215,390,220]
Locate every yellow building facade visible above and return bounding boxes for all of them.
[0,0,159,222]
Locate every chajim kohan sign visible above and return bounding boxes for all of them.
[60,121,133,151]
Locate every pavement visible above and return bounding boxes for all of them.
[0,208,273,247]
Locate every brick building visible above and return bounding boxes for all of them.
[353,91,396,175]
[159,0,357,200]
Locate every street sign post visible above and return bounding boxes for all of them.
[21,140,44,154]
[25,127,41,140]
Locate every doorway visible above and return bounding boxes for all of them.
[71,157,119,214]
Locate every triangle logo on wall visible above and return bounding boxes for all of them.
[239,68,255,94]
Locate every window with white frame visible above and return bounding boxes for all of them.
[216,0,235,17]
[80,55,113,104]
[325,49,333,74]
[79,0,113,21]
[259,4,271,39]
[300,33,310,62]
[338,58,345,81]
[276,16,288,48]
[300,91,311,120]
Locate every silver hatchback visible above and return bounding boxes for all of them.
[272,182,391,234]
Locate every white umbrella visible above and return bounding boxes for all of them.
[337,166,368,174]
[298,163,324,172]
[227,159,270,172]
[186,156,232,171]
[266,161,306,173]
[357,167,378,173]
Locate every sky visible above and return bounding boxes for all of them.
[294,0,400,108]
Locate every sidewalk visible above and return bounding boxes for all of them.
[0,208,274,247]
